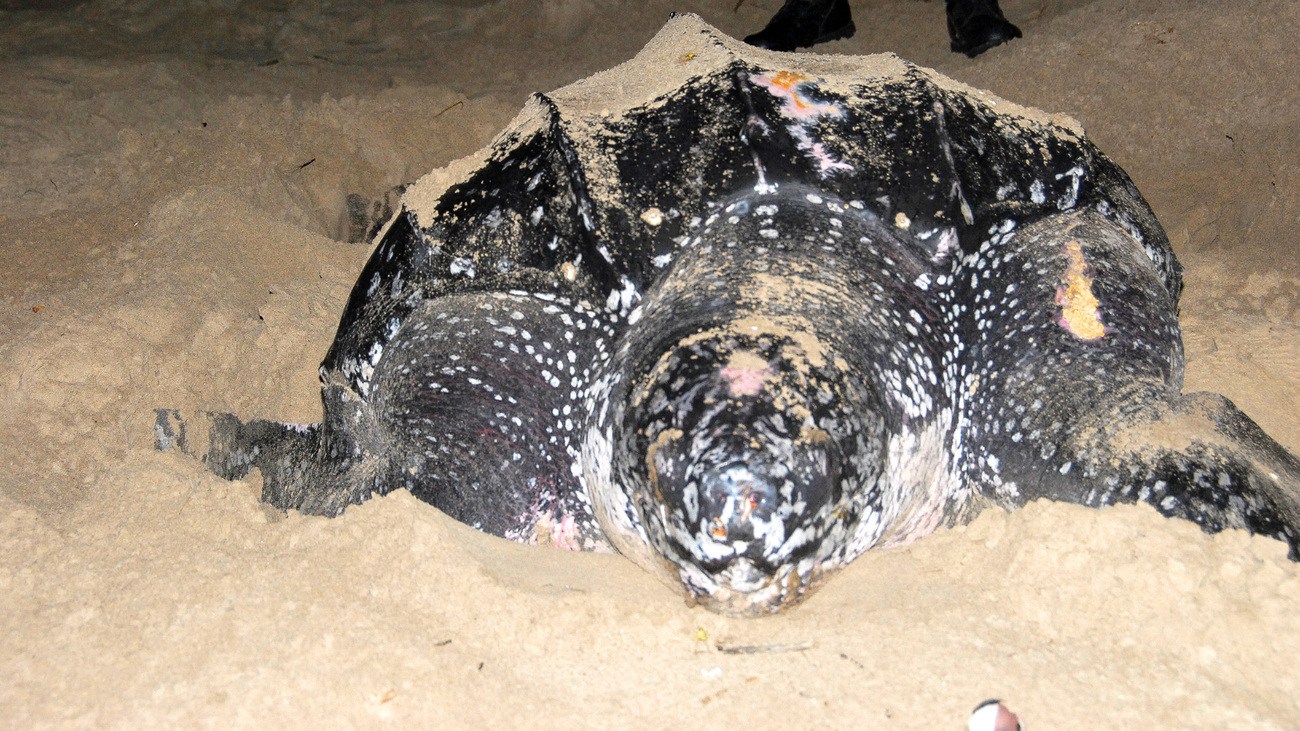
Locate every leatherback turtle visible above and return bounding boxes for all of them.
[157,14,1300,615]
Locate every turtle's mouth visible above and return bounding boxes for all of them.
[659,451,842,615]
[676,553,826,615]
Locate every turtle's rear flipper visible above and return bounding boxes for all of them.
[342,184,406,244]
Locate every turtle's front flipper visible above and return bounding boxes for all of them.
[154,408,361,514]
[1044,391,1300,557]
[957,206,1300,556]
[156,287,618,550]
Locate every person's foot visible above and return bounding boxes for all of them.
[744,0,855,52]
[947,0,1022,57]
[968,700,1022,731]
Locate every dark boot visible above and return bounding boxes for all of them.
[947,0,1022,57]
[744,0,855,52]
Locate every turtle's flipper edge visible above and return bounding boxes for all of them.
[1021,392,1300,559]
[1115,392,1300,558]
[154,408,356,515]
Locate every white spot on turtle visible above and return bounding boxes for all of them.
[1056,166,1085,210]
[1029,179,1046,204]
[450,257,476,279]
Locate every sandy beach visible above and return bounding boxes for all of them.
[2,0,1298,726]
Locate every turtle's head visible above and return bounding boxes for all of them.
[626,326,883,615]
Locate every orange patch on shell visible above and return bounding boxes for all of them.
[767,70,809,90]
[1054,240,1107,341]
[755,71,842,119]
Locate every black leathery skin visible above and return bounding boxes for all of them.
[367,291,613,549]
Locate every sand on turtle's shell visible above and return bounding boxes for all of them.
[1,0,1298,727]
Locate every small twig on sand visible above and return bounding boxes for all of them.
[434,100,465,119]
[716,640,813,655]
